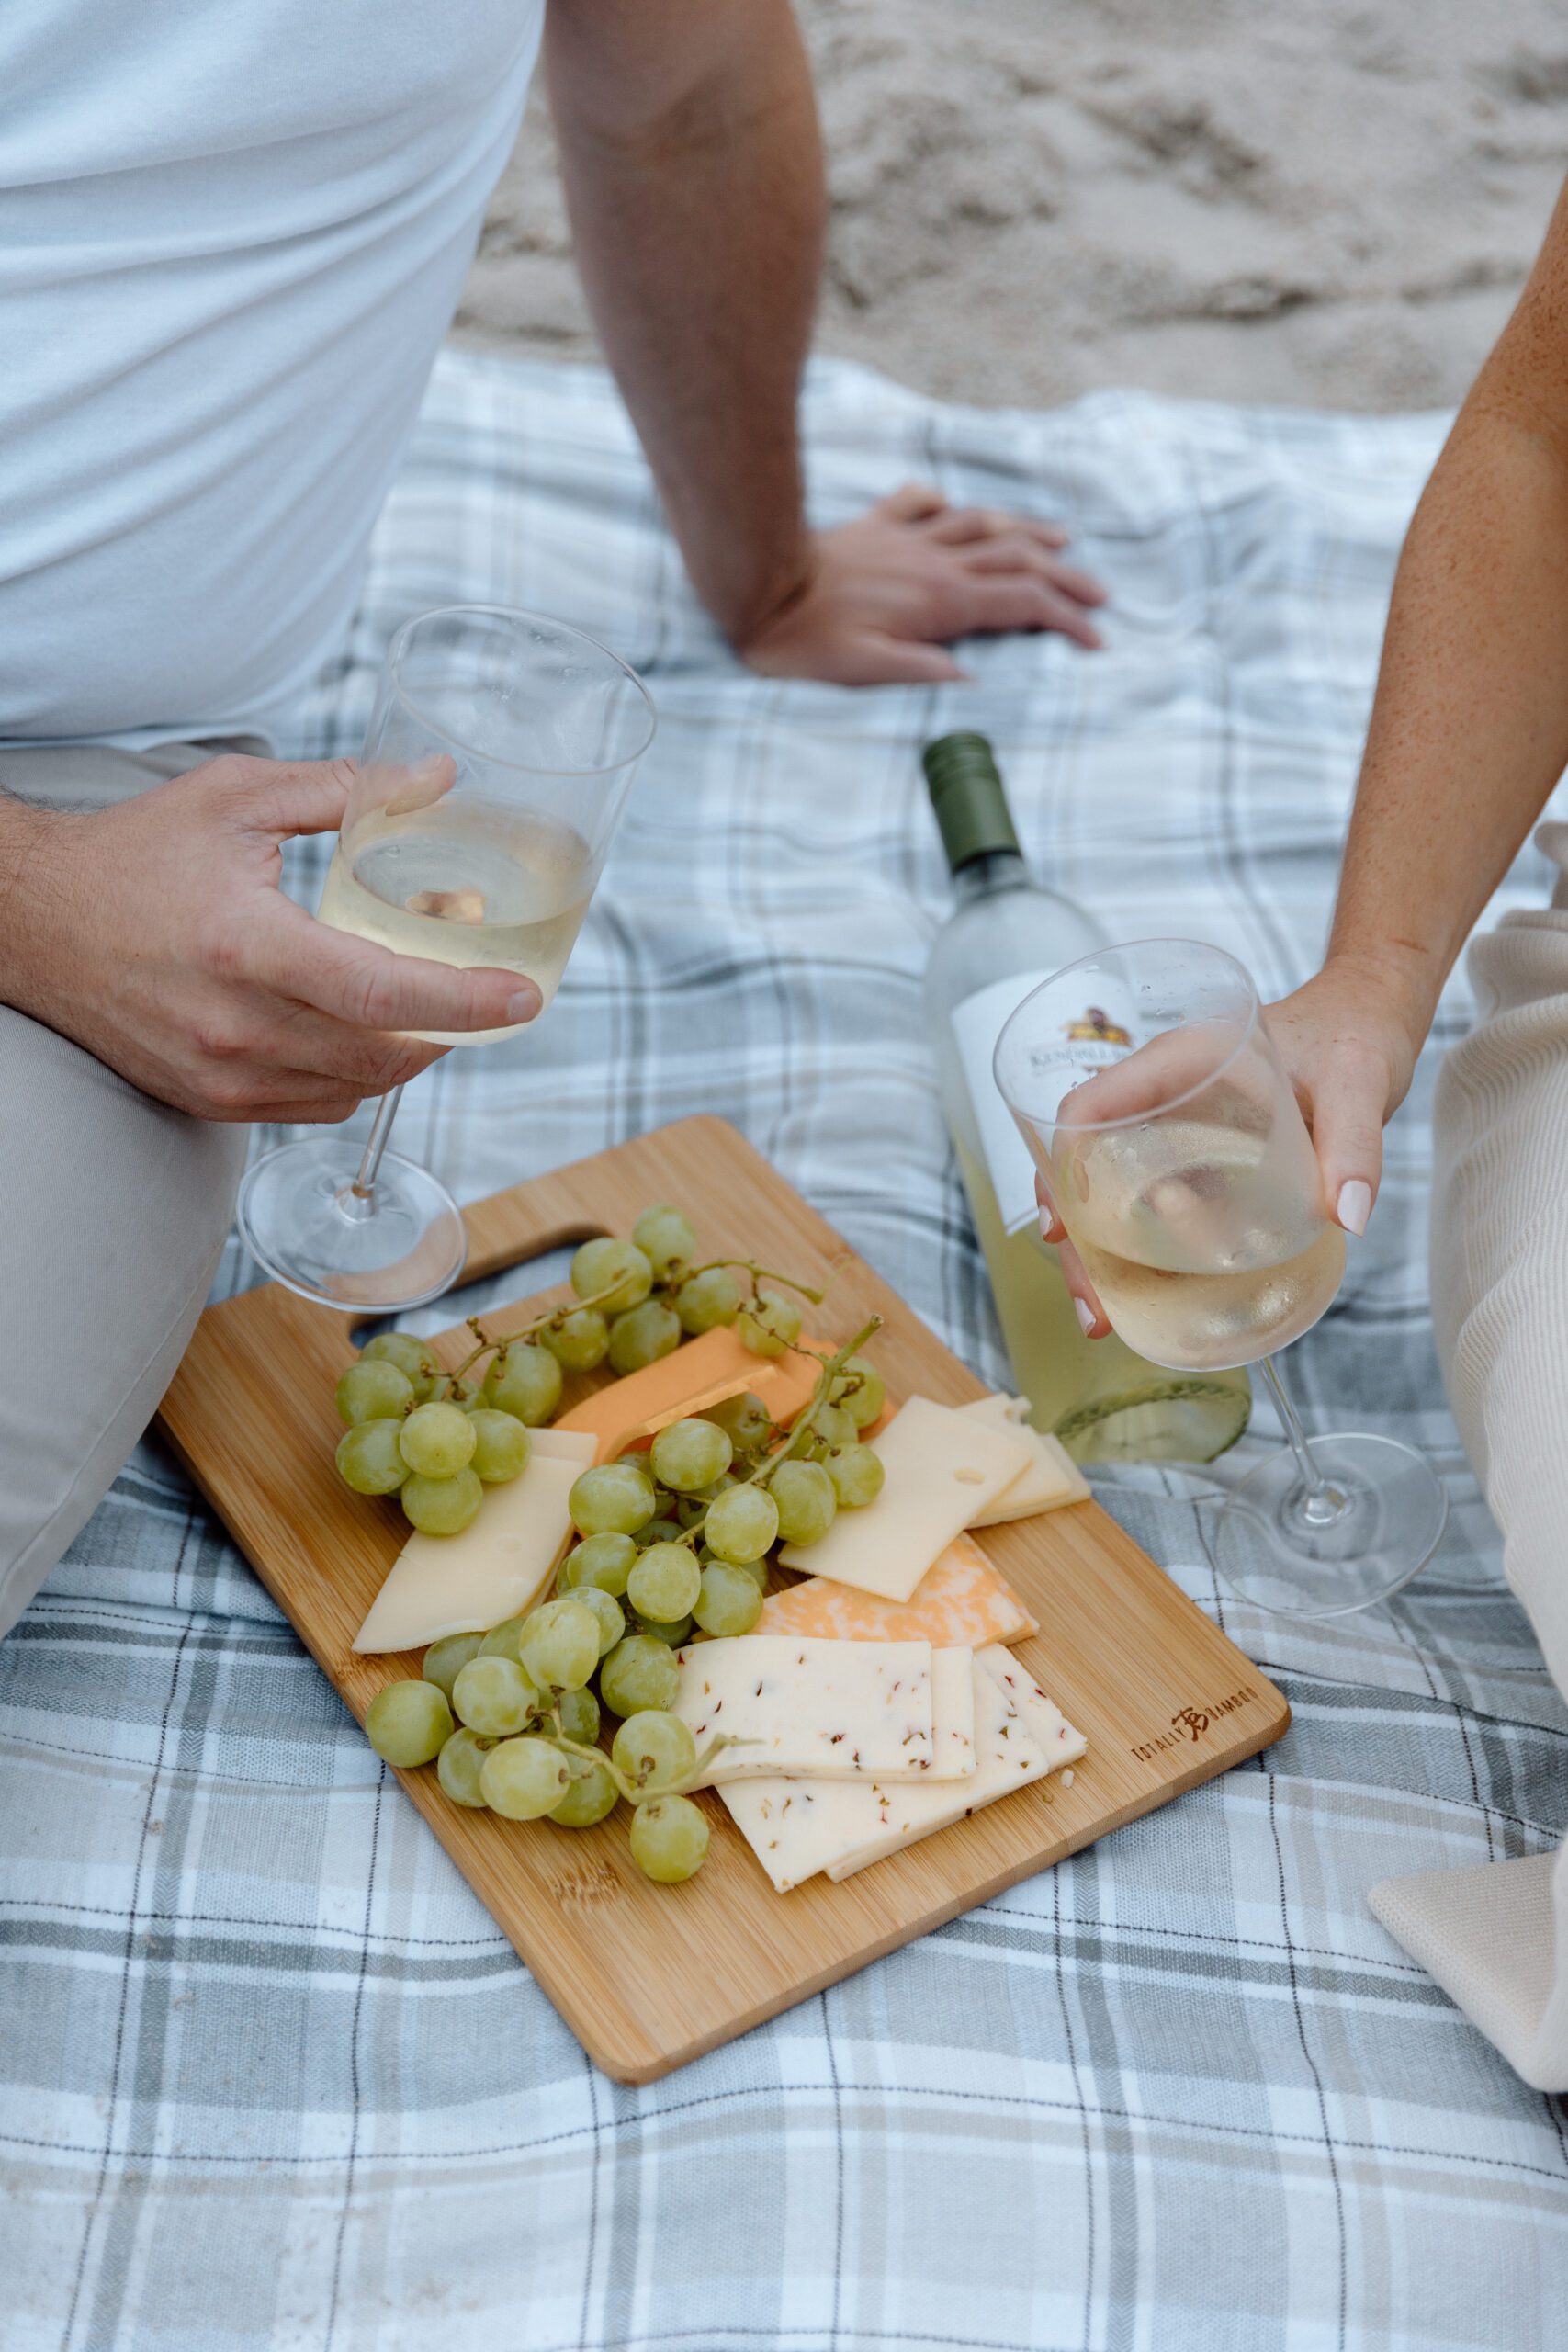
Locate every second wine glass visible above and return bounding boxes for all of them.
[237,605,657,1312]
[994,939,1447,1616]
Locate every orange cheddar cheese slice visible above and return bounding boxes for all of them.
[756,1532,1036,1649]
[555,1322,825,1463]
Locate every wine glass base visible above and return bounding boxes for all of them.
[236,1138,468,1314]
[1213,1432,1448,1620]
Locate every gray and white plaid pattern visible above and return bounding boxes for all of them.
[5,353,1566,2350]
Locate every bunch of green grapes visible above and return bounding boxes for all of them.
[333,1331,536,1537]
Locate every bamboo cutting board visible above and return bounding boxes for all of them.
[159,1115,1287,2083]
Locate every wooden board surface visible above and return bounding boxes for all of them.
[159,1115,1288,2083]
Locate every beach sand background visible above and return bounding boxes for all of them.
[460,0,1568,413]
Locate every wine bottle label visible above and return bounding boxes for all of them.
[950,971,1059,1234]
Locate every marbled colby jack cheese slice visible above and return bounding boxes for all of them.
[756,1532,1035,1648]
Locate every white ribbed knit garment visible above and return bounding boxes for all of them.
[1370,820,1568,2089]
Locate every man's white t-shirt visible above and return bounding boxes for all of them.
[0,1,545,746]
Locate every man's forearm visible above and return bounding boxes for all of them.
[546,0,824,643]
[1328,203,1568,1036]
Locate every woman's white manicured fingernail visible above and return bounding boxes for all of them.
[1073,1295,1097,1336]
[1337,1180,1371,1237]
[506,988,541,1023]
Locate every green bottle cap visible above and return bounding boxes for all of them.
[921,732,1021,872]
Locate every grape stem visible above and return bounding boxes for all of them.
[682,1258,826,1307]
[424,1279,636,1400]
[543,1715,746,1803]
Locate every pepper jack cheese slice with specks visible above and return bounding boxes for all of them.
[555,1323,824,1462]
[976,1646,1088,1773]
[958,1394,1091,1524]
[671,1636,937,1785]
[722,1647,1055,1893]
[756,1533,1036,1648]
[776,1396,1033,1600]
[352,1440,590,1654]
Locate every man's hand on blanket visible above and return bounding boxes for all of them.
[1037,963,1420,1338]
[0,754,542,1123]
[737,483,1108,684]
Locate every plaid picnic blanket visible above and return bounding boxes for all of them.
[6,350,1567,2352]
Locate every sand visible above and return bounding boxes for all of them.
[460,0,1568,413]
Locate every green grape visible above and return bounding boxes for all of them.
[630,1793,709,1883]
[362,1330,435,1391]
[649,1417,733,1494]
[336,1420,410,1496]
[540,1307,611,1372]
[676,1479,731,1529]
[518,1597,601,1691]
[335,1358,415,1427]
[401,1465,483,1536]
[422,1630,484,1700]
[549,1756,619,1828]
[569,1462,658,1539]
[451,1654,536,1736]
[626,1542,701,1623]
[674,1265,742,1334]
[468,1409,530,1484]
[631,1204,697,1283]
[738,1556,772,1591]
[555,1685,602,1746]
[608,1299,681,1376]
[558,1532,637,1598]
[399,1400,477,1479]
[694,1563,763,1637]
[831,1354,886,1430]
[705,1481,779,1566]
[599,1634,680,1718]
[634,1516,684,1552]
[767,1458,837,1547]
[611,1709,696,1798]
[365,1679,453,1768]
[827,1442,886,1510]
[626,1610,694,1647]
[738,1290,802,1359]
[808,1402,859,1453]
[701,1388,773,1447]
[436,1726,491,1808]
[478,1616,526,1664]
[570,1585,625,1658]
[483,1343,563,1427]
[570,1237,653,1315]
[479,1736,571,1821]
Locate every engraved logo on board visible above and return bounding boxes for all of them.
[1129,1684,1257,1763]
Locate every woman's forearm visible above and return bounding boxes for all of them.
[1328,200,1568,1039]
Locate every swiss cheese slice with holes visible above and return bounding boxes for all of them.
[722,1648,1050,1893]
[671,1635,938,1785]
[352,1433,592,1654]
[756,1533,1035,1648]
[555,1323,823,1462]
[958,1395,1090,1523]
[776,1396,1032,1600]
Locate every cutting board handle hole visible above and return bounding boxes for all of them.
[350,1222,609,1348]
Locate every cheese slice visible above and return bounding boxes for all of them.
[757,1533,1036,1648]
[777,1396,1033,1600]
[526,1426,598,1466]
[671,1635,936,1785]
[976,1645,1088,1772]
[352,1450,579,1654]
[556,1322,824,1462]
[929,1645,976,1781]
[722,1649,1051,1893]
[958,1395,1090,1524]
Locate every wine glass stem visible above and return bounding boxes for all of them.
[349,1085,405,1209]
[1258,1353,1343,1526]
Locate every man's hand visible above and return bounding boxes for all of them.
[1038,960,1421,1338]
[0,754,541,1122]
[736,484,1108,684]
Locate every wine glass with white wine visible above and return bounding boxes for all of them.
[994,939,1448,1616]
[237,605,656,1312]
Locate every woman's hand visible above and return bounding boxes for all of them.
[1038,958,1427,1338]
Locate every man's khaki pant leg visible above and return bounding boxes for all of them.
[0,739,252,1636]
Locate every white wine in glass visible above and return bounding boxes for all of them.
[236,605,656,1312]
[994,939,1448,1617]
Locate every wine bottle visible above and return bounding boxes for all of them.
[922,732,1251,1463]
